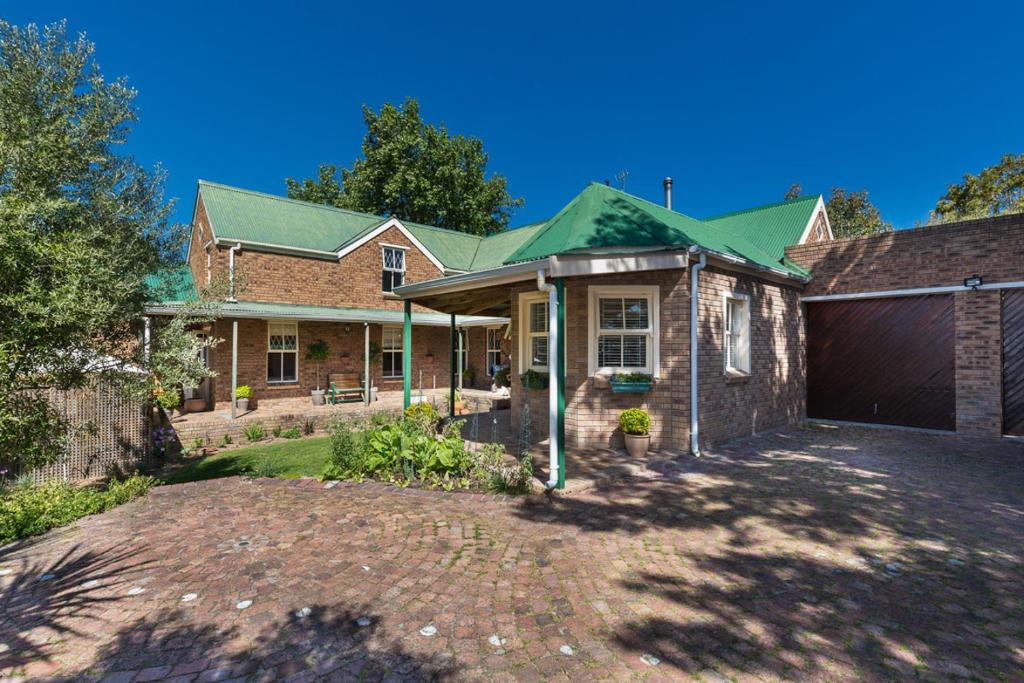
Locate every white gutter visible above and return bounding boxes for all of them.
[217,237,338,260]
[394,259,549,298]
[227,243,241,301]
[689,246,706,456]
[536,268,560,490]
[802,280,1024,302]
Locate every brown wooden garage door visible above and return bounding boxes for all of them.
[807,295,955,430]
[1002,289,1024,436]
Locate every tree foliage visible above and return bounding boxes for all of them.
[286,98,523,235]
[0,21,187,469]
[825,187,891,238]
[784,183,802,200]
[932,153,1024,223]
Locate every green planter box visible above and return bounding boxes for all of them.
[609,380,652,393]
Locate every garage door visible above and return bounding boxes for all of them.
[807,295,955,430]
[1003,289,1024,436]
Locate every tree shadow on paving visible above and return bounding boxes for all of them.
[83,603,456,682]
[513,427,1024,679]
[0,542,152,672]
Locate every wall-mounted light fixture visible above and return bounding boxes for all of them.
[344,324,352,334]
[964,275,983,290]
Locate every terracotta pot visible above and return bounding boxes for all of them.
[184,398,207,413]
[454,401,465,415]
[623,433,650,458]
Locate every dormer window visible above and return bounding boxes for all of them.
[382,245,406,293]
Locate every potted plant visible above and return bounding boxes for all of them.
[235,385,253,412]
[156,387,181,418]
[620,408,651,458]
[610,372,654,393]
[306,340,330,405]
[451,389,466,415]
[519,369,549,390]
[494,366,511,388]
[462,366,476,386]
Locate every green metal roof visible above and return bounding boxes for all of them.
[703,195,819,264]
[145,266,196,303]
[468,221,547,271]
[505,183,809,277]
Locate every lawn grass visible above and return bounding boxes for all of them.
[160,436,332,485]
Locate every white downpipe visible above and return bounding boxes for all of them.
[228,243,241,301]
[536,269,560,489]
[689,246,706,456]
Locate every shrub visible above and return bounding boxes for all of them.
[191,437,204,450]
[0,474,156,543]
[243,423,265,442]
[247,456,279,478]
[619,408,650,436]
[235,385,253,400]
[612,372,653,384]
[302,418,316,435]
[326,420,367,477]
[404,402,439,435]
[272,425,282,438]
[494,367,511,388]
[219,434,233,447]
[280,426,301,439]
[462,367,475,384]
[155,389,180,411]
[520,369,549,389]
[468,444,534,494]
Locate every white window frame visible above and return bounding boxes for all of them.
[267,322,299,384]
[486,326,503,376]
[381,244,407,293]
[587,285,660,377]
[518,292,550,373]
[381,326,403,379]
[723,292,752,375]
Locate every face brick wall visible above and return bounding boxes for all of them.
[205,320,461,407]
[509,267,805,452]
[786,213,1024,437]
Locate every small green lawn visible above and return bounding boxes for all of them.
[160,436,331,485]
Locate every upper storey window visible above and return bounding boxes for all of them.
[382,245,406,293]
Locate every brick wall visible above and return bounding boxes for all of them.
[785,213,1024,297]
[205,319,460,407]
[786,214,1023,437]
[509,267,805,452]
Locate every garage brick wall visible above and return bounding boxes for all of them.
[508,267,805,452]
[787,214,1024,437]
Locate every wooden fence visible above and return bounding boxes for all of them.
[21,379,150,484]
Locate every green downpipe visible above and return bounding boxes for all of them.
[555,278,566,489]
[449,313,457,419]
[403,300,412,409]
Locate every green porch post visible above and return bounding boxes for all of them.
[449,314,457,419]
[403,299,412,409]
[555,278,566,489]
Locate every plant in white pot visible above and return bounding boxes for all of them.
[235,385,252,412]
[306,339,330,405]
[620,408,651,458]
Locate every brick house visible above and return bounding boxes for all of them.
[147,181,519,412]
[396,180,1022,488]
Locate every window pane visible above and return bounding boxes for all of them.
[531,336,548,367]
[382,270,392,292]
[597,335,622,367]
[599,298,624,330]
[624,298,648,329]
[623,335,646,367]
[269,334,283,350]
[529,302,547,333]
[282,334,297,351]
[383,327,402,350]
[267,353,282,382]
[393,271,403,288]
[282,353,297,381]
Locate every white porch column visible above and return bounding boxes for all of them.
[364,322,371,406]
[457,327,464,390]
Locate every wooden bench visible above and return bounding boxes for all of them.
[326,373,365,404]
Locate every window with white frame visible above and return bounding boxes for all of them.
[267,322,298,383]
[486,327,503,376]
[382,326,403,379]
[588,286,659,376]
[519,294,549,372]
[723,294,751,374]
[381,245,406,293]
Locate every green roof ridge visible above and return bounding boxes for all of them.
[198,180,392,223]
[703,194,818,221]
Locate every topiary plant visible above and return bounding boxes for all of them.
[305,340,330,391]
[235,385,253,400]
[619,408,650,436]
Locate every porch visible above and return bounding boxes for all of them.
[171,388,510,446]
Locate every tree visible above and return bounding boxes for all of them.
[784,183,802,200]
[286,98,523,235]
[0,21,189,469]
[932,153,1024,222]
[825,187,892,238]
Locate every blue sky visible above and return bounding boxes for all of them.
[11,1,1024,230]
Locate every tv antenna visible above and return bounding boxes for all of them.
[614,169,630,190]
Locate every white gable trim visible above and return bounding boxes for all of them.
[335,217,447,272]
[797,196,834,244]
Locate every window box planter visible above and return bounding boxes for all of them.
[520,370,549,390]
[609,374,653,393]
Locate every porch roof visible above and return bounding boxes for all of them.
[145,295,506,327]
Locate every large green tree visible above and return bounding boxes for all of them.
[932,153,1024,222]
[0,21,193,468]
[825,187,892,238]
[286,98,523,235]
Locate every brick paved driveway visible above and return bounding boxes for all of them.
[2,425,1022,681]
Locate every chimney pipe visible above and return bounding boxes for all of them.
[663,177,673,210]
